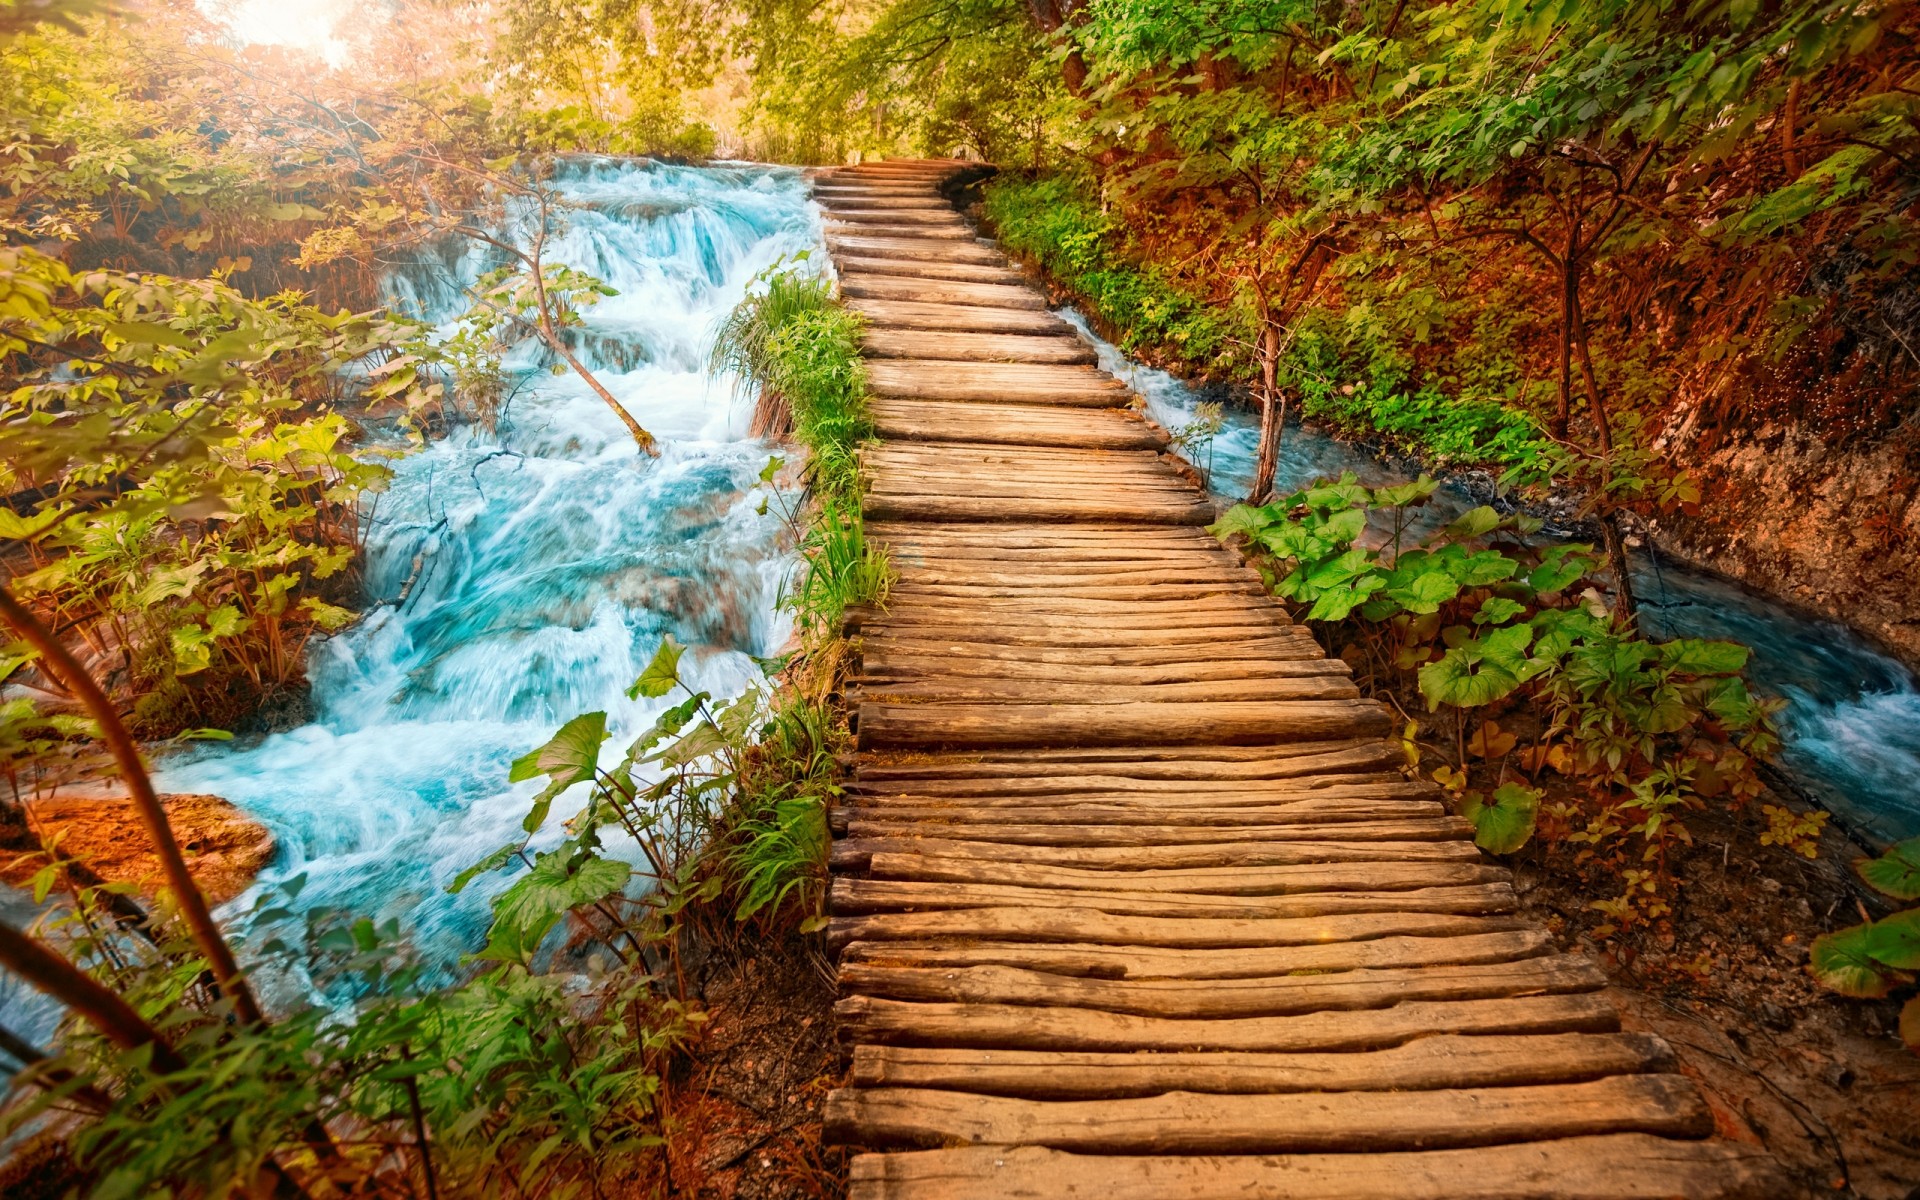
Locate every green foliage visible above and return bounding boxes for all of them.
[2,868,691,1198]
[983,174,1241,375]
[1810,837,1920,1052]
[711,259,874,498]
[1216,472,1792,925]
[0,246,428,735]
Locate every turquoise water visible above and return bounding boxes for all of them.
[155,159,822,977]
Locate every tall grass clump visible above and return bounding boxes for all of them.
[711,260,873,499]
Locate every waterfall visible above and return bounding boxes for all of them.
[158,158,822,963]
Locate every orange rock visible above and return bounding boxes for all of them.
[3,793,275,905]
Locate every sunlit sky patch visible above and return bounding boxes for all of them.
[201,0,361,66]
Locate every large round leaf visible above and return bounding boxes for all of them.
[1461,783,1539,855]
[1808,923,1897,998]
[1858,837,1920,901]
[1864,909,1920,970]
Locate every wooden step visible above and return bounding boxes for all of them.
[844,1136,1791,1199]
[864,359,1129,404]
[862,329,1095,364]
[850,298,1074,336]
[839,929,1555,981]
[846,1033,1672,1096]
[870,398,1166,450]
[833,991,1621,1051]
[841,274,1047,309]
[835,256,1030,285]
[827,234,1004,264]
[826,1074,1709,1152]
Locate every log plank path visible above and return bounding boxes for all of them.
[811,160,1793,1199]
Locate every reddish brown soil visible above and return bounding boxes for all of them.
[1,792,275,905]
[1516,805,1920,1198]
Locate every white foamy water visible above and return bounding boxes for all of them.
[158,159,822,963]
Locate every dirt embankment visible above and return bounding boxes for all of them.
[1660,426,1920,670]
[1,792,275,905]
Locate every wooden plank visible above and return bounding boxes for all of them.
[846,1032,1674,1097]
[854,742,1395,778]
[815,195,957,210]
[830,222,976,241]
[832,801,1445,832]
[828,234,1005,264]
[827,879,1515,921]
[838,929,1556,980]
[862,329,1096,364]
[863,494,1216,525]
[850,298,1075,335]
[869,399,1167,450]
[863,359,1129,404]
[830,837,1483,872]
[827,907,1529,950]
[854,699,1394,749]
[825,1074,1711,1152]
[858,638,1328,670]
[840,818,1471,847]
[843,1136,1792,1200]
[840,274,1046,308]
[824,207,972,225]
[861,855,1505,896]
[850,678,1361,706]
[834,256,1030,285]
[833,992,1621,1051]
[840,956,1603,1019]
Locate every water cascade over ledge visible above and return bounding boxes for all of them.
[159,159,820,967]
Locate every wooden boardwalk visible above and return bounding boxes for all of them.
[812,160,1791,1199]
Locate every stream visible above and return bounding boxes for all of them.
[1071,313,1920,849]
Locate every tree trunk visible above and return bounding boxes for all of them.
[1247,322,1285,504]
[0,588,262,1027]
[1598,508,1638,625]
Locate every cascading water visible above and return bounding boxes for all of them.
[153,158,821,969]
[1066,310,1920,848]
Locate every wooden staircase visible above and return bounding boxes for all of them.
[812,159,1793,1200]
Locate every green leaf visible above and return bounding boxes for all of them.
[1372,476,1438,509]
[1808,923,1897,998]
[1441,505,1502,540]
[1474,597,1526,626]
[759,455,784,483]
[1207,503,1276,543]
[1857,837,1920,901]
[479,851,631,965]
[1461,783,1539,854]
[1864,909,1920,970]
[508,711,608,787]
[1385,566,1462,614]
[1658,638,1750,676]
[448,842,521,894]
[628,635,686,700]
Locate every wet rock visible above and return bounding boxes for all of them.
[0,793,275,905]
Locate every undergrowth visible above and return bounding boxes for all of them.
[983,172,1547,470]
[0,265,884,1199]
